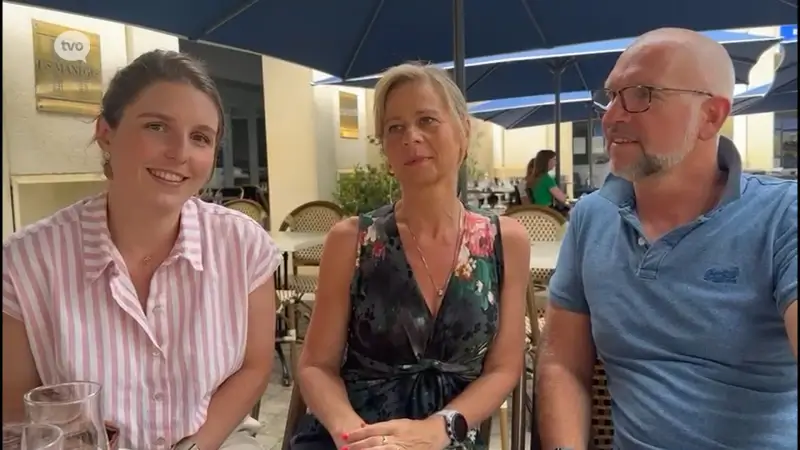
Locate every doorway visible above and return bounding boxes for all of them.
[209,89,267,190]
[178,40,267,190]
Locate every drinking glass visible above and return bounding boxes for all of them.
[23,382,109,450]
[2,423,64,450]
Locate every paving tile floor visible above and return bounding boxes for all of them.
[252,366,532,450]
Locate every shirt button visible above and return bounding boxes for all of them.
[155,437,166,446]
[153,392,164,401]
[637,237,647,246]
[152,350,160,357]
[152,305,163,314]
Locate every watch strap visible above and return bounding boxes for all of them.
[434,409,460,443]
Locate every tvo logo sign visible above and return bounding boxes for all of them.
[53,30,90,62]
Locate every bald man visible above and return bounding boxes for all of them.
[536,28,797,449]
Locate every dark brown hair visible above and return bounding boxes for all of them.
[525,149,556,189]
[100,49,224,138]
[97,50,224,178]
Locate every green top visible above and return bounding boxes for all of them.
[529,173,557,206]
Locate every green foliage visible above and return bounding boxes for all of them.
[334,164,401,215]
[464,153,480,181]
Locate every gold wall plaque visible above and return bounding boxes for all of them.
[339,91,359,139]
[32,20,103,117]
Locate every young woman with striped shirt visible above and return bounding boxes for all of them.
[2,50,281,450]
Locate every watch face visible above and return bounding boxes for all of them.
[451,413,469,441]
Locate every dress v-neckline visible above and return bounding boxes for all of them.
[389,209,464,322]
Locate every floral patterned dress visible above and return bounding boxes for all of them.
[290,204,504,450]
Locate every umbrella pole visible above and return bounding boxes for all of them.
[587,112,594,189]
[452,0,468,203]
[553,66,563,188]
[551,57,574,193]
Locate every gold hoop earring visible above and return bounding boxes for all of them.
[102,151,113,179]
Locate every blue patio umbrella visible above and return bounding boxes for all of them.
[7,0,796,81]
[733,39,797,115]
[471,80,796,131]
[470,91,600,129]
[315,30,779,102]
[733,84,797,115]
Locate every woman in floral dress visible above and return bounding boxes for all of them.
[290,63,531,450]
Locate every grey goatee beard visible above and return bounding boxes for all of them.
[613,144,693,182]
[612,116,699,182]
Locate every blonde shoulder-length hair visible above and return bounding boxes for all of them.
[372,62,470,145]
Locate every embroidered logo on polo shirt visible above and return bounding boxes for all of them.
[703,266,740,284]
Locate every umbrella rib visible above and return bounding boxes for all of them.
[567,57,592,92]
[573,64,589,90]
[519,0,549,47]
[465,65,500,93]
[731,55,757,65]
[343,0,386,79]
[509,105,542,129]
[483,110,505,122]
[196,0,263,39]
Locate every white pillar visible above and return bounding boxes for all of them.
[262,56,321,231]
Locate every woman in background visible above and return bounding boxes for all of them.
[2,50,279,450]
[520,150,570,211]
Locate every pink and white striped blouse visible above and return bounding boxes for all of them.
[2,194,281,449]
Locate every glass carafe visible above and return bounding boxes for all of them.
[2,423,64,450]
[24,382,108,450]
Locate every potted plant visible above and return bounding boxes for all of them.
[334,163,401,215]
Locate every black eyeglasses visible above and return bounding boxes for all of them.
[592,85,713,114]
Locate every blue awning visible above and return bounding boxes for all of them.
[733,39,797,115]
[315,30,780,102]
[5,0,795,80]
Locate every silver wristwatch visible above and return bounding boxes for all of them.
[434,409,469,444]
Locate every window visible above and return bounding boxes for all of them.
[571,120,606,191]
[775,111,797,169]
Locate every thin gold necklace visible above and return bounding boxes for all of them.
[406,205,465,299]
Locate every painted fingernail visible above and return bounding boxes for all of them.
[341,433,349,440]
[341,446,349,450]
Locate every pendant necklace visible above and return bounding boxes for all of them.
[407,205,465,298]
